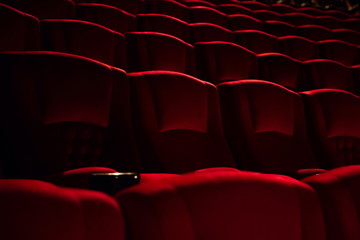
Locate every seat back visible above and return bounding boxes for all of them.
[319,40,359,66]
[189,23,234,43]
[234,30,279,54]
[264,20,297,37]
[228,14,263,31]
[297,25,333,41]
[189,6,228,27]
[279,36,319,61]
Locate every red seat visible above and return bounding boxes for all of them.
[195,41,259,84]
[40,19,127,69]
[76,3,136,34]
[183,0,217,8]
[257,53,304,90]
[314,16,344,29]
[218,3,253,15]
[279,36,319,61]
[136,13,190,42]
[0,51,137,178]
[128,71,236,173]
[297,25,333,41]
[117,169,326,240]
[332,29,360,45]
[343,18,360,32]
[125,32,196,76]
[319,40,359,66]
[297,7,324,16]
[142,0,190,22]
[269,3,297,14]
[282,12,315,26]
[234,30,279,54]
[228,14,263,31]
[0,3,40,51]
[238,1,269,10]
[97,0,143,14]
[301,89,360,168]
[0,179,125,240]
[303,59,355,92]
[324,9,350,19]
[217,80,321,176]
[0,0,74,19]
[264,20,297,37]
[189,6,228,27]
[252,10,282,21]
[189,23,234,43]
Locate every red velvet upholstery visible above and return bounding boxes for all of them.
[297,25,333,41]
[279,36,319,61]
[136,13,190,42]
[282,13,314,26]
[0,0,74,19]
[0,3,40,51]
[269,3,297,14]
[0,179,124,240]
[126,32,196,76]
[303,165,360,240]
[332,29,360,46]
[0,51,137,178]
[301,89,360,168]
[40,19,127,69]
[189,6,228,27]
[218,4,253,15]
[314,16,343,29]
[264,20,297,37]
[218,80,320,175]
[319,40,359,66]
[128,70,236,173]
[257,53,303,90]
[303,59,354,92]
[189,23,234,43]
[234,30,279,54]
[195,41,258,84]
[117,169,326,240]
[343,18,360,32]
[142,0,190,22]
[252,10,282,21]
[228,14,263,31]
[76,3,136,34]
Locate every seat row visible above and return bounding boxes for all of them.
[1,51,360,180]
[4,166,360,240]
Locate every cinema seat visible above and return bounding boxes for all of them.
[238,1,269,10]
[0,0,75,19]
[297,25,333,41]
[297,7,324,16]
[0,179,124,240]
[282,12,314,26]
[264,20,297,37]
[136,13,190,42]
[125,32,196,76]
[97,0,143,14]
[301,89,360,168]
[303,165,360,240]
[218,80,322,176]
[0,51,137,178]
[40,19,127,69]
[314,16,343,29]
[0,3,40,51]
[128,71,236,173]
[258,53,304,90]
[343,18,360,32]
[303,59,355,92]
[319,40,359,66]
[234,30,279,54]
[269,3,297,14]
[183,0,217,8]
[189,23,234,43]
[116,169,326,240]
[76,3,136,34]
[142,0,190,22]
[228,14,263,31]
[189,6,228,27]
[218,3,253,15]
[279,36,319,61]
[252,9,282,21]
[332,29,360,45]
[195,41,258,84]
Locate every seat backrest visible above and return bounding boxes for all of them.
[282,12,314,26]
[218,80,320,174]
[301,89,360,168]
[189,23,234,43]
[128,71,236,173]
[125,32,196,76]
[228,14,263,31]
[238,1,269,10]
[303,59,355,92]
[0,0,75,19]
[269,3,297,14]
[234,30,279,54]
[0,51,137,178]
[0,3,40,51]
[218,4,252,15]
[76,3,136,34]
[279,36,319,61]
[264,20,297,37]
[0,179,125,240]
[117,170,326,240]
[332,29,360,46]
[136,13,190,42]
[97,0,143,14]
[40,19,127,69]
[189,6,228,27]
[195,41,258,84]
[343,18,360,32]
[257,52,304,90]
[297,25,333,41]
[142,0,190,22]
[319,40,359,66]
[297,7,324,16]
[252,9,282,21]
[314,16,343,29]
